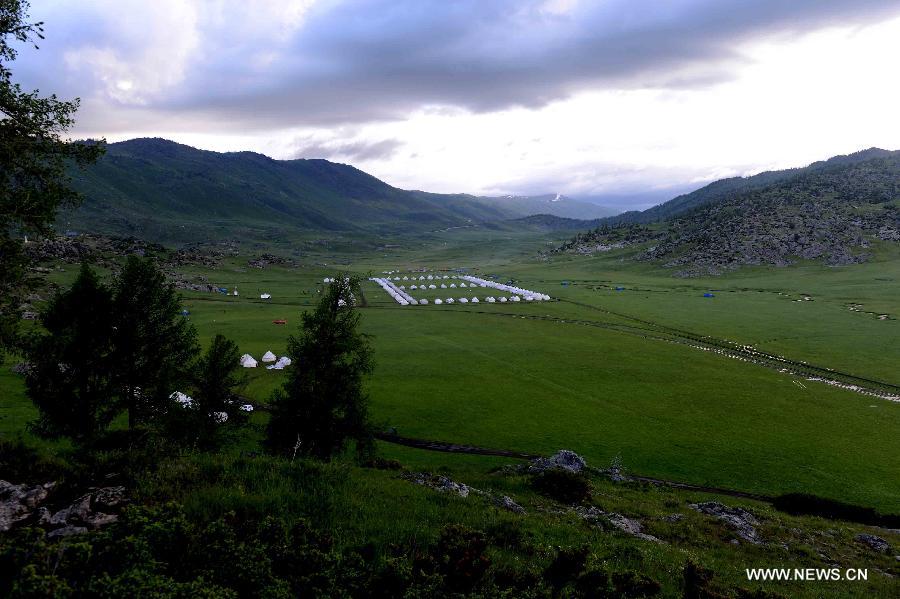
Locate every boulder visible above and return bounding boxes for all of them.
[855,534,891,554]
[689,502,760,544]
[527,450,586,474]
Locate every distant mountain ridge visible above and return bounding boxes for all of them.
[61,138,611,243]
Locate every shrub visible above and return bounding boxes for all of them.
[531,469,592,504]
[773,493,900,528]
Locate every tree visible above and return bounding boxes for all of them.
[0,0,104,358]
[266,275,373,460]
[111,256,198,429]
[25,263,116,441]
[175,333,246,448]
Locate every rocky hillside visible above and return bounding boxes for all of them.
[555,151,900,275]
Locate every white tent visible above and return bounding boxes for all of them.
[446,298,454,304]
[212,411,228,423]
[434,298,443,305]
[411,285,418,289]
[427,275,433,280]
[511,296,521,302]
[428,284,436,289]
[419,299,429,305]
[486,297,496,303]
[240,354,257,368]
[262,350,277,363]
[450,283,457,288]
[275,356,292,367]
[240,404,253,412]
[459,297,468,303]
[440,283,447,288]
[499,296,508,303]
[399,285,406,289]
[471,297,479,303]
[403,276,409,280]
[460,282,467,287]
[267,364,284,370]
[260,293,271,299]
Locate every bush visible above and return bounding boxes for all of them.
[0,437,68,483]
[531,469,592,504]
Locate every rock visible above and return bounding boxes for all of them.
[83,512,118,529]
[527,450,587,474]
[575,506,660,542]
[689,502,761,544]
[402,472,471,498]
[92,486,127,510]
[494,495,526,514]
[664,513,684,523]
[856,534,892,553]
[47,525,88,539]
[0,480,50,532]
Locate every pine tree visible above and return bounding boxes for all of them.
[25,264,116,441]
[266,275,373,460]
[111,255,198,429]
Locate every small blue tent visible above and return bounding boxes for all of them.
[703,293,714,298]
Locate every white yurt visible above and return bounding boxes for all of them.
[487,297,496,303]
[511,296,520,302]
[427,275,433,280]
[471,297,479,303]
[240,354,257,368]
[460,282,467,287]
[450,283,457,288]
[403,276,408,280]
[240,404,253,412]
[260,293,271,299]
[434,298,443,305]
[399,285,406,290]
[275,356,292,367]
[428,284,436,289]
[170,391,193,407]
[440,283,447,289]
[411,285,418,289]
[212,412,228,423]
[262,350,277,363]
[499,296,507,302]
[419,299,429,305]
[459,297,468,303]
[446,298,454,304]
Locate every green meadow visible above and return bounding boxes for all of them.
[12,231,895,511]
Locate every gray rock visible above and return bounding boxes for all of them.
[0,480,50,532]
[856,534,891,553]
[689,501,761,544]
[92,486,127,510]
[575,506,660,542]
[47,525,88,539]
[664,513,684,523]
[527,450,586,474]
[494,495,526,514]
[402,472,471,498]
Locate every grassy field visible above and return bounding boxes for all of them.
[6,231,895,513]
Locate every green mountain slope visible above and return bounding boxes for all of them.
[61,138,520,243]
[557,150,900,275]
[606,148,897,225]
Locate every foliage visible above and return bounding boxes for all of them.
[772,493,900,529]
[530,469,592,505]
[25,264,117,441]
[110,256,198,429]
[266,275,373,460]
[167,333,246,449]
[0,0,104,358]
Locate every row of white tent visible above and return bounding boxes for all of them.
[371,277,417,306]
[459,275,550,301]
[239,352,292,369]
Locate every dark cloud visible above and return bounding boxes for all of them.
[291,137,404,161]
[11,0,900,132]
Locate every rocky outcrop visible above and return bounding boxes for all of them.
[689,501,761,544]
[855,533,892,554]
[575,506,660,542]
[526,450,587,474]
[401,472,525,514]
[0,480,126,539]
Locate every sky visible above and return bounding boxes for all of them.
[12,0,900,209]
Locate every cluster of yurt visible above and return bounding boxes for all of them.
[460,276,551,301]
[239,352,291,369]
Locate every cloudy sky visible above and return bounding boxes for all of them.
[12,0,900,208]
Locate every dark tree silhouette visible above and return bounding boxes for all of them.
[266,275,373,460]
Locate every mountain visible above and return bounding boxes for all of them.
[61,138,523,243]
[475,194,615,220]
[555,149,900,275]
[603,148,897,225]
